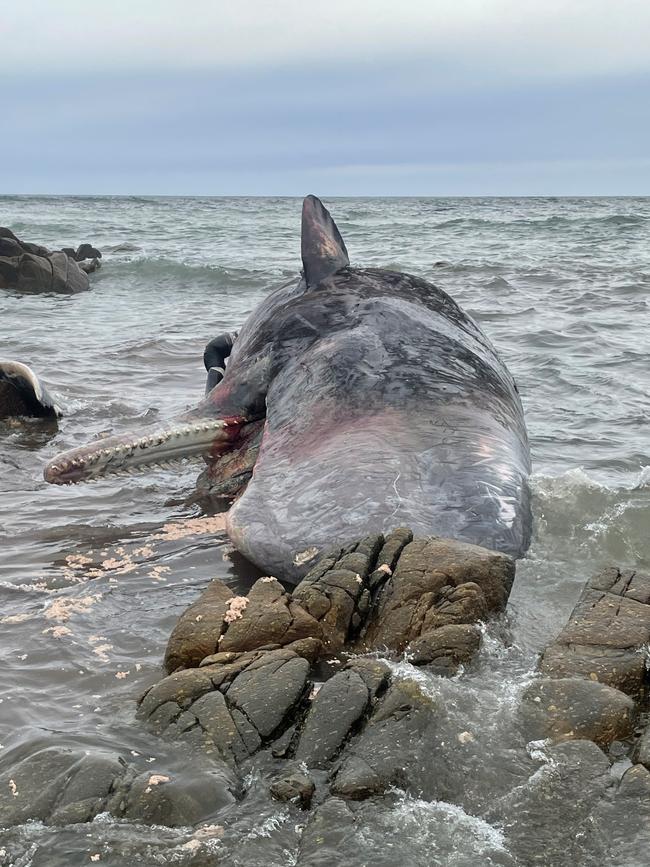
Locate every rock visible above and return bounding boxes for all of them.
[0,746,126,826]
[139,666,219,723]
[363,537,512,651]
[539,643,646,698]
[136,529,523,812]
[295,669,370,768]
[407,622,482,673]
[164,577,234,672]
[633,721,650,768]
[108,767,234,827]
[75,243,102,261]
[225,651,310,739]
[555,589,650,652]
[590,566,650,603]
[520,677,636,747]
[270,767,315,808]
[421,581,489,631]
[140,647,311,764]
[539,568,650,699]
[330,679,439,799]
[344,657,391,698]
[0,227,94,293]
[292,536,370,653]
[297,798,358,865]
[217,577,323,654]
[79,257,101,274]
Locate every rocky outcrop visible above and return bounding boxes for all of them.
[0,227,101,292]
[521,566,650,750]
[161,531,513,679]
[133,531,514,811]
[539,567,650,697]
[6,531,650,858]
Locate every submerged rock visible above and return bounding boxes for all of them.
[486,740,613,866]
[520,677,636,747]
[0,747,125,826]
[0,744,233,828]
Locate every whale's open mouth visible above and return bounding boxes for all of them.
[44,415,254,485]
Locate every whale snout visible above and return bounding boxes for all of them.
[44,417,248,485]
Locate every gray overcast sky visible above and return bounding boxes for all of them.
[2,0,650,195]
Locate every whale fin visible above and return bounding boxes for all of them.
[0,360,61,419]
[301,195,349,287]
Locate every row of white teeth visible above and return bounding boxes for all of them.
[49,421,228,477]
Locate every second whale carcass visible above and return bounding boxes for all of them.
[44,196,531,581]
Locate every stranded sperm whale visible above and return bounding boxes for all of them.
[44,196,531,581]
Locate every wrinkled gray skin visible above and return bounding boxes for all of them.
[45,196,531,582]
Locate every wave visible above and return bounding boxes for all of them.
[103,257,291,287]
[529,467,650,568]
[432,213,648,230]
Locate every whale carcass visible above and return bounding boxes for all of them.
[44,196,531,581]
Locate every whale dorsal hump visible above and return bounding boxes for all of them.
[301,195,349,287]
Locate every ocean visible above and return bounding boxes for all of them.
[1,195,649,864]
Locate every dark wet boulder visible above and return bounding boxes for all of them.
[588,763,650,866]
[164,577,234,672]
[0,746,126,826]
[294,668,372,769]
[292,534,384,651]
[74,242,102,261]
[110,767,233,827]
[270,766,316,808]
[216,577,323,654]
[139,646,312,765]
[330,679,440,800]
[296,798,358,865]
[0,227,101,293]
[160,531,509,680]
[0,743,234,829]
[519,677,636,747]
[361,536,512,655]
[407,622,482,673]
[140,530,516,810]
[539,567,650,698]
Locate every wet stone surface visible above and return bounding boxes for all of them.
[6,532,650,867]
[528,566,650,752]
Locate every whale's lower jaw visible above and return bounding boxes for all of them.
[43,416,250,485]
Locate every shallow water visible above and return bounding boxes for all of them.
[1,196,649,865]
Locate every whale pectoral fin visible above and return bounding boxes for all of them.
[0,360,61,419]
[301,194,349,287]
[203,331,239,394]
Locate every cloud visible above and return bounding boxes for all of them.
[2,61,649,195]
[2,2,649,193]
[2,0,650,81]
